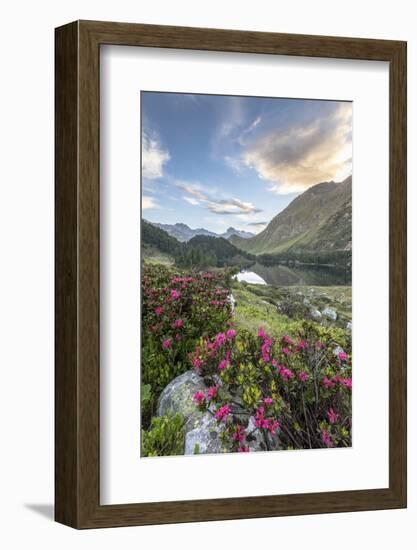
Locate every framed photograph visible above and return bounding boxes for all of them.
[55,20,406,528]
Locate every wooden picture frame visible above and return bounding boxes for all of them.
[55,20,407,528]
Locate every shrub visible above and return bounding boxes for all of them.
[141,414,185,457]
[190,321,352,452]
[142,264,232,396]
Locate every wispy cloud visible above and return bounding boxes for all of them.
[248,221,268,227]
[142,128,170,180]
[243,102,352,194]
[224,155,245,173]
[175,180,262,216]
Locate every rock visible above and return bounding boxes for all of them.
[184,413,225,455]
[245,416,268,451]
[158,370,268,455]
[228,293,236,312]
[303,298,311,307]
[322,307,337,321]
[158,370,228,455]
[346,322,352,331]
[310,308,322,320]
[157,370,206,431]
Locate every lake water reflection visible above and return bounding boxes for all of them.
[235,263,351,286]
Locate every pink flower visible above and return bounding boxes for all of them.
[266,419,280,436]
[264,397,273,406]
[226,329,236,340]
[215,332,227,346]
[255,405,266,428]
[340,377,352,390]
[207,385,218,400]
[215,404,231,422]
[218,358,229,370]
[172,318,184,329]
[154,306,164,316]
[322,376,335,389]
[339,351,349,361]
[258,328,267,339]
[327,408,339,424]
[282,335,294,346]
[316,341,325,349]
[282,347,290,356]
[296,339,308,350]
[232,425,246,442]
[321,429,334,448]
[238,446,250,452]
[261,342,271,363]
[170,289,180,300]
[162,338,171,350]
[279,367,294,381]
[271,359,278,368]
[193,391,205,404]
[192,357,203,370]
[298,371,309,382]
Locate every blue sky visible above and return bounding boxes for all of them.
[141,92,352,234]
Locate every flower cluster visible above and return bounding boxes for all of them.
[191,321,352,452]
[142,264,233,394]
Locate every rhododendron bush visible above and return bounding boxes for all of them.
[142,265,232,406]
[191,322,351,451]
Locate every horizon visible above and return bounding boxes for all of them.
[141,92,352,235]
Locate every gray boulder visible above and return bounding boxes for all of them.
[184,413,226,455]
[157,370,228,455]
[310,308,322,320]
[157,370,266,455]
[346,321,352,331]
[322,307,337,321]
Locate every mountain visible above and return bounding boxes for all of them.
[177,235,254,268]
[151,222,217,242]
[230,176,352,255]
[141,219,182,254]
[220,227,255,240]
[148,221,254,242]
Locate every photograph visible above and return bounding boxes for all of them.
[140,91,353,457]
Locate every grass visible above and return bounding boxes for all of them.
[142,245,174,266]
[232,280,351,337]
[232,284,303,337]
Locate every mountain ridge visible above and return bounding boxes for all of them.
[148,221,254,242]
[229,176,352,255]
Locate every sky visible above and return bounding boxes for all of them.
[141,92,352,235]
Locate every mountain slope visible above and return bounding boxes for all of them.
[231,177,352,255]
[141,219,182,255]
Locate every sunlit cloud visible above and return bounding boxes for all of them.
[142,195,158,209]
[142,128,170,180]
[243,102,352,194]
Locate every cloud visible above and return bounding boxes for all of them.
[175,180,262,216]
[183,196,200,206]
[243,102,352,194]
[142,195,158,209]
[224,155,245,173]
[142,128,170,179]
[248,221,268,227]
